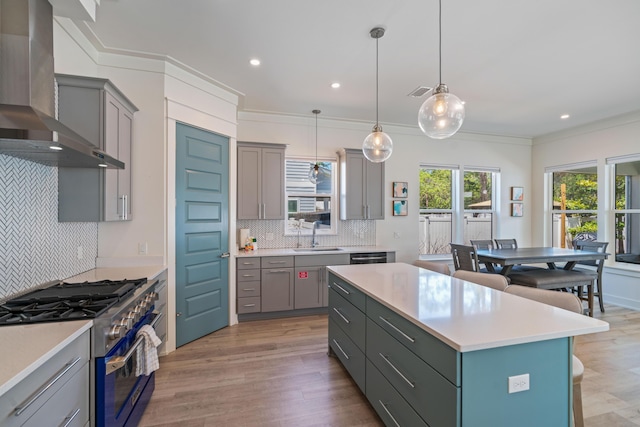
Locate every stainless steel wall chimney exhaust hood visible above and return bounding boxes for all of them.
[0,0,124,169]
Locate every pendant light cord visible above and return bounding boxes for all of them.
[438,0,442,86]
[315,111,318,162]
[375,35,380,126]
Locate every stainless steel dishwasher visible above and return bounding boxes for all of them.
[349,252,388,264]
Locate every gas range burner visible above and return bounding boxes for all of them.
[0,278,147,326]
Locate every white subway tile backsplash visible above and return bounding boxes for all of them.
[0,155,97,299]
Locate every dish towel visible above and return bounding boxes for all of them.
[135,324,162,377]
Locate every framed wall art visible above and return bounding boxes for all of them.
[511,186,524,201]
[511,203,523,217]
[393,200,408,216]
[393,181,408,198]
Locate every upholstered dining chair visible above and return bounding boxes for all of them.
[413,260,451,276]
[572,241,608,313]
[452,270,509,291]
[504,285,586,427]
[450,243,480,272]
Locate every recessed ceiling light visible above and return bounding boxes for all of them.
[560,114,570,119]
[249,59,260,66]
[331,82,341,89]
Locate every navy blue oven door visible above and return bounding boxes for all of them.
[96,310,160,427]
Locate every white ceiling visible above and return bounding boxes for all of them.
[77,0,640,138]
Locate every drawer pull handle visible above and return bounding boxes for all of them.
[270,269,289,273]
[243,304,256,307]
[332,282,350,295]
[379,316,415,343]
[242,274,256,278]
[378,400,401,427]
[333,307,350,324]
[242,262,255,265]
[268,261,287,264]
[379,353,415,388]
[60,408,81,427]
[332,339,350,360]
[14,357,82,416]
[242,288,256,291]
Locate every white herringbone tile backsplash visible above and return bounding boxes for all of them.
[0,155,97,299]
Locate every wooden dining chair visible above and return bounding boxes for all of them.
[494,238,518,249]
[572,241,608,313]
[413,260,451,276]
[452,270,509,291]
[450,243,480,272]
[504,285,586,427]
[470,239,504,273]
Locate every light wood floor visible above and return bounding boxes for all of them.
[139,306,640,427]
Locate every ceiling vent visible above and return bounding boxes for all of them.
[407,86,433,98]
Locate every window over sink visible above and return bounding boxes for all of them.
[285,158,337,236]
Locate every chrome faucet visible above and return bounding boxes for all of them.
[312,221,320,248]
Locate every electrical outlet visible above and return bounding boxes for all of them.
[77,246,83,260]
[508,373,530,393]
[138,242,148,255]
[393,232,400,239]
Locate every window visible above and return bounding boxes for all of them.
[285,159,337,235]
[609,155,640,265]
[547,162,598,248]
[418,165,498,255]
[419,166,456,254]
[463,169,495,244]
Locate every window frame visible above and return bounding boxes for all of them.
[284,156,338,236]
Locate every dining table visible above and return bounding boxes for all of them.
[475,246,608,276]
[476,246,609,317]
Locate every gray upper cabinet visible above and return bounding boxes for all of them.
[56,74,138,222]
[339,149,385,220]
[237,142,285,220]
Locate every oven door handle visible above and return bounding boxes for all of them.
[105,311,163,375]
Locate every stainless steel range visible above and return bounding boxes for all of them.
[0,276,163,427]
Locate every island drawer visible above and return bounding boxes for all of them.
[237,297,261,314]
[366,359,429,427]
[237,269,260,282]
[327,273,366,312]
[237,258,260,269]
[261,256,294,268]
[237,281,260,298]
[328,288,366,351]
[367,319,460,427]
[367,297,460,386]
[329,318,365,393]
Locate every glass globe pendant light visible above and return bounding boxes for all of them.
[362,27,393,163]
[418,0,465,139]
[308,109,321,184]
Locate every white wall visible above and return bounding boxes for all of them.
[531,112,640,309]
[238,112,533,263]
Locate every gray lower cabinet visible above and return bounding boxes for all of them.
[294,265,323,309]
[261,268,294,312]
[0,329,90,427]
[56,74,138,222]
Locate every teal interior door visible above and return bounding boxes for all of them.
[175,123,229,347]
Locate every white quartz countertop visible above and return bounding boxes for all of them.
[328,263,609,352]
[235,246,394,257]
[65,265,166,282]
[0,320,92,397]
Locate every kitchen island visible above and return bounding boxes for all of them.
[327,263,609,427]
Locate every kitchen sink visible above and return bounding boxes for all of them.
[293,247,343,252]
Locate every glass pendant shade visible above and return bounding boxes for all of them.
[363,124,393,163]
[308,163,320,184]
[418,84,465,139]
